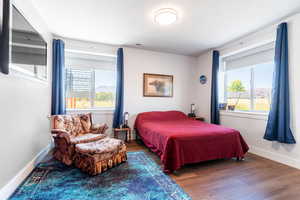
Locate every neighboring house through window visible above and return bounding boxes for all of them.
[219,43,275,113]
[65,51,116,110]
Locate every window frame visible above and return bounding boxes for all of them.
[220,44,275,114]
[64,52,117,111]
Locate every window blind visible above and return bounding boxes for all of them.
[223,42,275,71]
[65,51,116,70]
[65,68,94,98]
[65,51,116,106]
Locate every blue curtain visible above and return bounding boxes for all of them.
[113,48,124,128]
[211,50,220,124]
[51,39,66,115]
[264,23,295,144]
[0,0,10,74]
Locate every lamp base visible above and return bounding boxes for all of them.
[188,113,196,117]
[121,124,129,128]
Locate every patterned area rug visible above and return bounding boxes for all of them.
[10,151,191,200]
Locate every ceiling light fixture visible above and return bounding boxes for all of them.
[154,8,177,25]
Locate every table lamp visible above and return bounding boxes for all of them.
[122,112,129,128]
[188,104,196,117]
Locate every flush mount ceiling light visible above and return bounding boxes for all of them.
[154,8,178,25]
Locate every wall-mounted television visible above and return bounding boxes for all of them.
[0,1,47,80]
[0,0,2,33]
[0,0,10,75]
[10,5,48,80]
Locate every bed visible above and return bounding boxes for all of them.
[134,110,249,172]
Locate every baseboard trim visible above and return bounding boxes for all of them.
[249,145,300,169]
[0,144,52,200]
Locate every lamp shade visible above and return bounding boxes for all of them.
[124,112,129,121]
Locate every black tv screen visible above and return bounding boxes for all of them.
[0,0,10,75]
[0,0,2,33]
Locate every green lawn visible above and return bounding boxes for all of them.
[227,98,270,112]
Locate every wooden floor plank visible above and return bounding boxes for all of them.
[126,141,300,200]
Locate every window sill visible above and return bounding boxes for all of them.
[67,108,114,114]
[220,110,268,121]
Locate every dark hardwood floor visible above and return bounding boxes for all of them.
[127,141,300,200]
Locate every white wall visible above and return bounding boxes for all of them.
[124,48,197,129]
[63,39,197,137]
[194,13,300,169]
[191,51,212,121]
[0,0,52,189]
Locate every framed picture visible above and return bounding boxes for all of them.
[143,73,173,97]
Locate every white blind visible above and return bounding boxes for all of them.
[65,52,116,99]
[65,51,116,70]
[65,68,94,98]
[223,43,275,71]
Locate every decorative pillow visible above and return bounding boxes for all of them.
[72,116,84,136]
[53,115,65,130]
[53,115,74,135]
[62,115,74,135]
[80,113,92,133]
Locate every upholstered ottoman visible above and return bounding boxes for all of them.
[74,137,127,175]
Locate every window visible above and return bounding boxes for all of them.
[220,43,275,113]
[65,51,116,110]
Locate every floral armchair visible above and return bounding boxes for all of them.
[51,113,108,165]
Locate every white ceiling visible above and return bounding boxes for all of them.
[30,0,300,56]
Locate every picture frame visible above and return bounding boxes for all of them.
[143,73,173,97]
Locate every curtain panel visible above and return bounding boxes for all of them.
[264,23,296,144]
[211,50,220,124]
[113,48,124,128]
[51,39,66,115]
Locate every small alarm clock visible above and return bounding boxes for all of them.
[199,75,207,84]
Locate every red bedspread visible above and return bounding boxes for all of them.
[134,111,249,172]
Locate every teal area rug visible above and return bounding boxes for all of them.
[9,151,191,200]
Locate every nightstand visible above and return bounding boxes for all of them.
[189,116,205,121]
[113,127,131,143]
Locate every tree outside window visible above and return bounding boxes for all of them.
[228,80,246,110]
